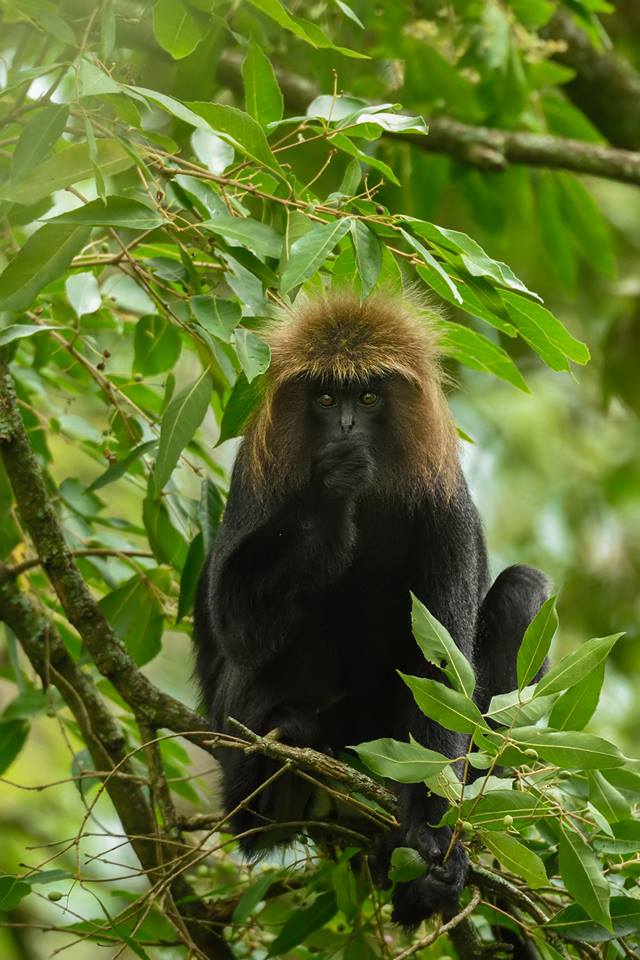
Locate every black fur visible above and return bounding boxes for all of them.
[194,383,548,927]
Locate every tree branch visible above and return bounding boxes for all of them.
[544,9,640,150]
[218,49,640,186]
[0,566,233,960]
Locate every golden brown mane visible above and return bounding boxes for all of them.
[243,291,459,500]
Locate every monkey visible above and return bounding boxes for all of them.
[194,291,549,927]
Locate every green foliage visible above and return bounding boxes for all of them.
[0,0,636,957]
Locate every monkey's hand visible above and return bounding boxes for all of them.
[313,437,375,498]
[372,824,468,929]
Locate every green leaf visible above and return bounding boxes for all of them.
[65,271,101,317]
[243,40,284,126]
[400,674,487,734]
[246,0,365,57]
[177,533,204,623]
[0,140,134,205]
[49,197,165,230]
[457,790,547,831]
[268,891,337,955]
[234,328,271,383]
[76,57,121,97]
[535,633,622,697]
[546,896,640,943]
[350,737,452,782]
[89,440,157,492]
[143,495,188,570]
[99,570,167,666]
[10,104,68,181]
[516,595,558,689]
[549,663,605,730]
[331,859,359,920]
[134,315,182,375]
[485,686,556,728]
[400,228,462,304]
[501,290,590,371]
[331,133,400,186]
[201,213,282,258]
[439,322,529,392]
[153,0,202,59]
[187,101,285,176]
[350,220,381,298]
[0,324,62,346]
[559,825,611,930]
[0,224,91,312]
[481,832,547,888]
[0,720,29,775]
[589,770,630,823]
[508,726,626,769]
[410,594,476,697]
[217,372,266,444]
[153,369,212,491]
[0,876,31,912]
[191,296,241,342]
[233,870,279,923]
[280,218,352,292]
[388,847,427,883]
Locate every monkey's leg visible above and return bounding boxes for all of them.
[474,564,550,714]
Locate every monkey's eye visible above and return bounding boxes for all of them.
[317,394,336,407]
[359,391,378,406]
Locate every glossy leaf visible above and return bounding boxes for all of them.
[439,322,529,391]
[153,369,213,491]
[508,726,626,769]
[546,896,640,943]
[400,673,487,734]
[201,213,282,258]
[350,220,382,298]
[350,737,452,782]
[65,272,101,317]
[153,0,202,59]
[99,570,167,666]
[517,595,558,689]
[49,197,165,231]
[482,831,547,888]
[549,663,605,730]
[243,40,283,126]
[0,140,133,205]
[134,315,182,375]
[0,225,91,311]
[535,633,622,697]
[501,290,590,371]
[280,217,352,292]
[0,720,29,775]
[188,101,285,175]
[10,104,68,181]
[559,826,611,931]
[411,594,476,697]
[234,328,271,383]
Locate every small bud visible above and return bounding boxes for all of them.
[376,204,385,214]
[196,864,209,877]
[461,820,473,833]
[48,891,64,902]
[134,372,143,381]
[524,748,538,760]
[96,361,105,371]
[503,815,514,828]
[103,349,111,359]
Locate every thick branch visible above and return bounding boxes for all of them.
[0,357,204,737]
[218,49,640,186]
[0,567,233,960]
[544,9,640,150]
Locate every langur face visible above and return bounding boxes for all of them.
[307,377,387,444]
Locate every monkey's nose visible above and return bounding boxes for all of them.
[340,414,355,432]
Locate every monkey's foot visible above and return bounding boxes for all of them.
[391,825,468,928]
